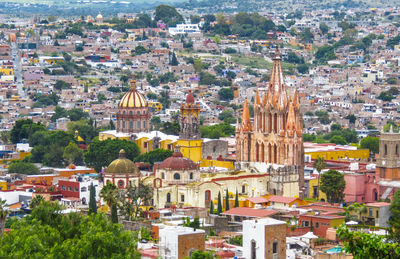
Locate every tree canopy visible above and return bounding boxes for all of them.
[11,119,46,144]
[134,149,173,164]
[360,136,379,154]
[320,169,346,203]
[154,5,183,27]
[0,201,140,258]
[84,138,140,172]
[7,161,40,175]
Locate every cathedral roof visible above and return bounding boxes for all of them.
[158,150,199,170]
[106,149,139,175]
[118,79,147,109]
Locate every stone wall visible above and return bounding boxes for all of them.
[202,140,228,160]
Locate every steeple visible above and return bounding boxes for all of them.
[255,89,260,106]
[293,90,300,110]
[286,100,296,137]
[269,46,287,108]
[241,98,252,132]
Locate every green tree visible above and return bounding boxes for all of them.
[218,88,234,101]
[0,201,140,258]
[218,110,235,123]
[337,225,400,258]
[134,149,173,164]
[217,191,222,215]
[0,199,8,236]
[111,203,118,224]
[346,114,357,124]
[8,161,40,175]
[377,91,394,102]
[11,119,46,144]
[154,5,184,27]
[54,80,71,90]
[170,52,178,66]
[388,189,400,242]
[360,136,379,155]
[89,184,97,214]
[209,200,214,214]
[329,135,347,145]
[225,189,230,211]
[313,157,326,201]
[29,195,44,209]
[63,142,83,165]
[84,138,140,172]
[234,190,239,207]
[319,22,329,34]
[320,169,346,204]
[188,250,215,259]
[118,182,153,221]
[100,182,118,210]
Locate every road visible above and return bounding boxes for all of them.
[11,42,25,98]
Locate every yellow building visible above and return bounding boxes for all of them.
[306,177,327,202]
[0,181,7,190]
[304,142,370,161]
[0,66,13,75]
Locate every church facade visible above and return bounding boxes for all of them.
[235,48,305,198]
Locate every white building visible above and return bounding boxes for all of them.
[243,218,286,259]
[158,225,205,259]
[168,24,201,35]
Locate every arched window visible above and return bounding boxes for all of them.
[123,111,126,115]
[205,190,211,202]
[143,110,146,114]
[190,172,193,180]
[137,111,140,115]
[129,122,133,129]
[242,185,246,194]
[118,180,124,188]
[137,121,140,129]
[129,111,132,115]
[166,193,171,203]
[174,173,181,180]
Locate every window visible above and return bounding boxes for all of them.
[144,142,147,148]
[129,111,132,115]
[303,221,309,227]
[251,240,256,259]
[129,122,133,129]
[242,185,246,193]
[143,121,146,128]
[385,144,387,155]
[190,172,193,180]
[68,186,72,191]
[376,210,379,218]
[315,222,319,228]
[369,208,373,217]
[396,145,399,156]
[74,187,79,192]
[313,186,318,197]
[273,241,278,254]
[167,193,171,203]
[181,194,185,202]
[143,110,146,115]
[118,180,124,188]
[62,185,66,191]
[161,173,165,179]
[205,190,211,202]
[137,121,140,128]
[81,187,87,192]
[123,121,125,128]
[174,173,180,180]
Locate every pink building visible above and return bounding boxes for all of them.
[344,172,379,203]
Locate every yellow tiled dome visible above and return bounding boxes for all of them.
[118,79,147,108]
[106,149,139,175]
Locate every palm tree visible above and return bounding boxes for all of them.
[313,157,326,201]
[0,198,9,236]
[100,182,118,210]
